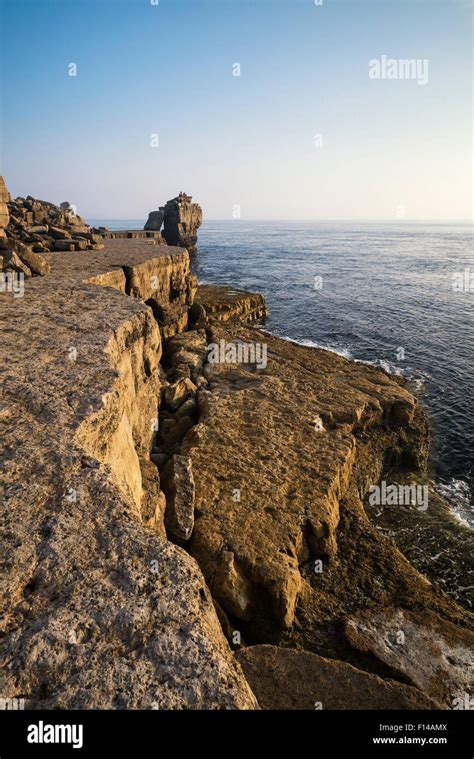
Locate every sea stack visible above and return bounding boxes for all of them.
[144,192,203,255]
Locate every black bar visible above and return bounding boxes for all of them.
[0,710,472,757]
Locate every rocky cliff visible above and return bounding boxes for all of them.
[170,314,472,709]
[0,238,255,709]
[1,208,472,710]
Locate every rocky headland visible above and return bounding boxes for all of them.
[0,178,472,710]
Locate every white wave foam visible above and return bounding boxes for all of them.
[277,336,353,360]
[354,357,403,376]
[355,358,430,392]
[269,336,430,392]
[433,478,473,529]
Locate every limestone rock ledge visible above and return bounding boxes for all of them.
[0,241,257,709]
[171,297,472,708]
[194,284,268,324]
[2,249,472,710]
[185,319,428,632]
[236,645,438,710]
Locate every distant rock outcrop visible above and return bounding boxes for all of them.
[144,192,202,255]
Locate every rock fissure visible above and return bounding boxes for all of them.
[1,239,258,709]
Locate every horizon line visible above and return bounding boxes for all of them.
[86,217,474,224]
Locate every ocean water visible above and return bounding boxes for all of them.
[89,218,473,528]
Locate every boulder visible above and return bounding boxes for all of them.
[344,607,474,708]
[165,330,208,381]
[161,454,195,544]
[49,226,71,239]
[16,244,50,276]
[0,238,50,277]
[195,284,269,324]
[236,645,440,710]
[144,209,165,231]
[175,397,197,420]
[54,240,76,252]
[0,248,31,277]
[73,240,89,251]
[160,414,194,452]
[139,458,167,539]
[162,377,197,412]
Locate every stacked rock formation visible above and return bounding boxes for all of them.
[0,176,52,278]
[145,192,202,255]
[6,194,104,252]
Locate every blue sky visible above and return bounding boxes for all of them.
[0,0,472,219]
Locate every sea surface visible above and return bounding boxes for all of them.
[89,218,473,529]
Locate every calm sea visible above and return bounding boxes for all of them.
[89,218,473,528]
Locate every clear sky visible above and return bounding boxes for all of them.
[0,0,472,220]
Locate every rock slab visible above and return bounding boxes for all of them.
[0,240,257,709]
[236,645,439,710]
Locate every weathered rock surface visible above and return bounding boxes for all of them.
[2,244,471,710]
[185,319,428,631]
[195,284,268,324]
[94,238,197,338]
[66,237,198,338]
[162,378,197,412]
[0,241,257,709]
[159,288,473,707]
[5,193,101,252]
[161,454,196,544]
[165,329,208,382]
[236,645,439,710]
[144,209,165,232]
[145,192,202,255]
[0,238,50,277]
[100,229,164,241]
[344,608,474,708]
